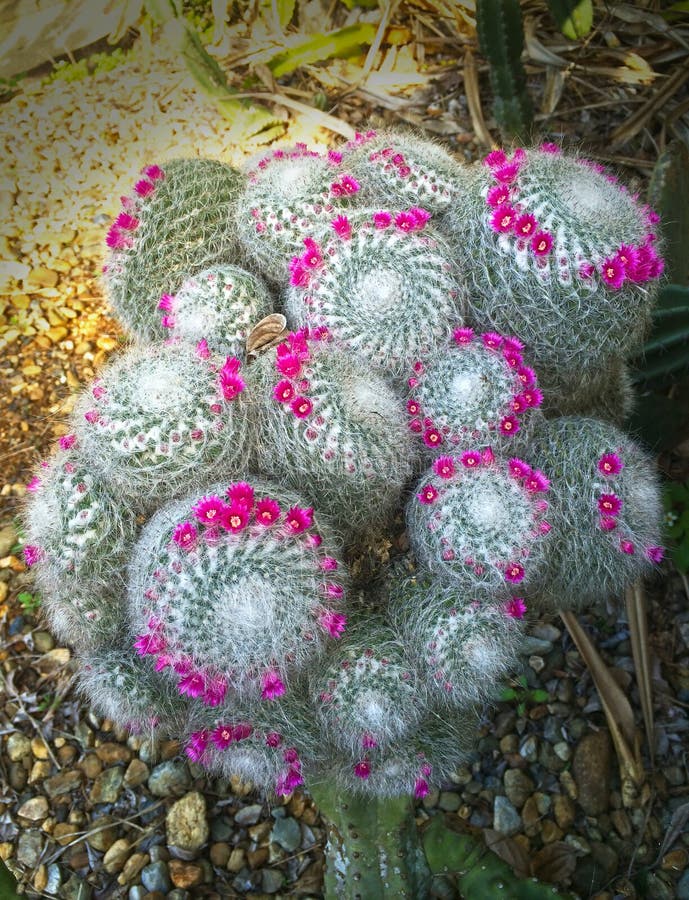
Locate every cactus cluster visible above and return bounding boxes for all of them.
[24,130,667,876]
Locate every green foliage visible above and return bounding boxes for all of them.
[266,23,378,78]
[499,673,549,716]
[17,591,41,614]
[547,0,593,40]
[648,140,689,286]
[476,0,533,141]
[259,0,296,30]
[664,480,689,572]
[42,48,130,85]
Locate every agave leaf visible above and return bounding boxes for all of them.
[266,23,378,78]
[547,0,593,39]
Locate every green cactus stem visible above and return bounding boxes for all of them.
[308,783,432,900]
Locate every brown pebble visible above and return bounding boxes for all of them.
[117,851,149,885]
[661,848,688,870]
[248,822,271,843]
[553,794,575,831]
[521,796,541,835]
[33,864,48,892]
[169,860,204,889]
[124,758,149,787]
[79,753,103,779]
[53,823,80,846]
[17,796,49,822]
[43,768,83,797]
[541,820,563,843]
[572,730,612,816]
[227,847,246,872]
[103,838,131,874]
[87,815,118,852]
[0,843,13,860]
[160,739,181,760]
[57,745,77,766]
[31,737,50,760]
[67,847,89,870]
[95,742,132,764]
[611,808,632,839]
[246,846,269,868]
[29,761,52,784]
[499,734,519,754]
[209,842,230,867]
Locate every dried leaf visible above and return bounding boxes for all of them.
[612,52,657,85]
[246,313,288,359]
[655,800,689,864]
[462,49,493,148]
[483,828,531,879]
[531,841,577,884]
[625,582,655,761]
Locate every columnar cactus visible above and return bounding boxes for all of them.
[284,210,465,377]
[525,416,664,610]
[406,327,543,456]
[234,144,362,282]
[337,128,466,213]
[247,327,416,533]
[387,570,526,707]
[128,479,349,704]
[103,158,245,340]
[443,145,664,406]
[71,342,250,504]
[22,448,138,648]
[158,265,274,358]
[406,451,552,593]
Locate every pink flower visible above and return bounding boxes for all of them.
[414,778,430,799]
[483,149,508,169]
[461,451,481,468]
[362,733,378,750]
[319,610,347,638]
[285,506,314,533]
[289,260,310,288]
[499,416,520,435]
[531,231,553,256]
[261,670,286,701]
[540,142,560,154]
[301,238,323,268]
[227,482,254,508]
[328,150,343,164]
[394,211,417,232]
[490,204,517,233]
[276,351,301,378]
[598,493,622,516]
[512,394,528,413]
[178,671,206,698]
[141,164,164,180]
[417,484,439,505]
[59,433,77,450]
[233,722,252,741]
[161,315,175,329]
[508,458,532,479]
[493,162,521,183]
[222,503,249,534]
[255,498,281,526]
[265,732,282,748]
[273,379,295,403]
[524,470,550,493]
[220,357,245,400]
[505,597,527,619]
[598,453,623,476]
[196,338,210,359]
[105,224,128,249]
[409,207,431,228]
[453,327,474,345]
[482,446,495,465]
[291,396,313,419]
[26,476,42,492]
[504,562,525,584]
[423,427,443,448]
[407,399,420,415]
[433,456,455,479]
[599,516,617,531]
[192,495,229,525]
[354,760,371,779]
[325,583,344,599]
[600,256,626,289]
[482,332,503,351]
[185,730,210,762]
[332,215,352,239]
[211,724,236,750]
[321,557,338,571]
[115,212,139,231]
[616,244,640,276]
[158,293,174,312]
[173,521,198,551]
[514,213,537,238]
[517,366,536,388]
[503,336,524,353]
[23,545,42,566]
[339,175,360,194]
[579,261,595,279]
[134,178,155,197]
[203,678,227,707]
[133,632,166,655]
[373,211,392,228]
[522,388,543,408]
[486,184,510,207]
[647,546,664,564]
[620,540,635,555]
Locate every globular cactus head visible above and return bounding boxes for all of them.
[337,128,466,213]
[406,328,543,455]
[158,265,274,359]
[103,158,245,340]
[311,618,424,761]
[541,359,634,426]
[283,209,465,378]
[128,479,348,706]
[76,646,189,741]
[22,447,138,648]
[387,569,525,707]
[407,450,552,593]
[525,416,664,611]
[246,327,416,534]
[71,341,249,504]
[235,144,362,282]
[443,145,664,408]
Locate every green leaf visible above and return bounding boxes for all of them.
[500,687,518,701]
[529,689,550,703]
[266,23,378,78]
[648,141,689,286]
[547,0,593,39]
[259,0,297,30]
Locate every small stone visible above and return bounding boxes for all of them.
[166,792,209,853]
[261,868,285,893]
[499,734,518,754]
[45,864,62,894]
[79,754,103,779]
[90,766,124,803]
[6,731,31,761]
[18,796,49,822]
[62,874,93,900]
[9,762,27,790]
[247,846,269,868]
[519,735,539,762]
[57,745,77,766]
[493,796,521,836]
[141,860,172,893]
[169,860,204,889]
[590,841,619,883]
[572,731,612,816]
[53,823,79,846]
[26,266,59,288]
[103,839,131,874]
[521,796,541,834]
[520,636,553,655]
[541,820,563,843]
[33,864,48,893]
[560,770,577,800]
[148,761,191,797]
[665,765,685,786]
[0,525,17,557]
[31,736,51,760]
[504,769,534,808]
[234,803,263,826]
[270,816,301,853]
[96,742,132,764]
[17,830,44,867]
[227,847,246,872]
[44,769,83,797]
[29,760,52,784]
[531,623,561,642]
[553,741,571,761]
[528,654,545,673]
[553,794,576,830]
[437,792,461,812]
[661,848,688,871]
[87,816,118,852]
[117,852,149,886]
[565,834,591,855]
[611,808,632,838]
[209,842,230,867]
[124,758,149,787]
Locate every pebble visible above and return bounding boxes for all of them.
[43,769,83,797]
[124,758,149,787]
[17,795,49,823]
[209,842,230,867]
[531,623,561,642]
[117,852,149,886]
[572,730,612,816]
[270,815,301,853]
[89,766,123,803]
[32,630,54,652]
[62,874,93,900]
[262,868,285,893]
[141,860,172,893]
[437,791,461,812]
[492,795,522,836]
[103,839,131,874]
[553,741,571,761]
[520,636,553,656]
[6,731,31,761]
[234,803,263,826]
[95,742,132,764]
[503,769,534,808]
[227,847,246,872]
[553,794,576,830]
[86,815,118,852]
[169,859,204,889]
[519,734,539,762]
[166,791,209,853]
[148,761,191,797]
[17,830,43,867]
[0,524,17,557]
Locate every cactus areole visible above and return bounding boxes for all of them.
[23,139,666,899]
